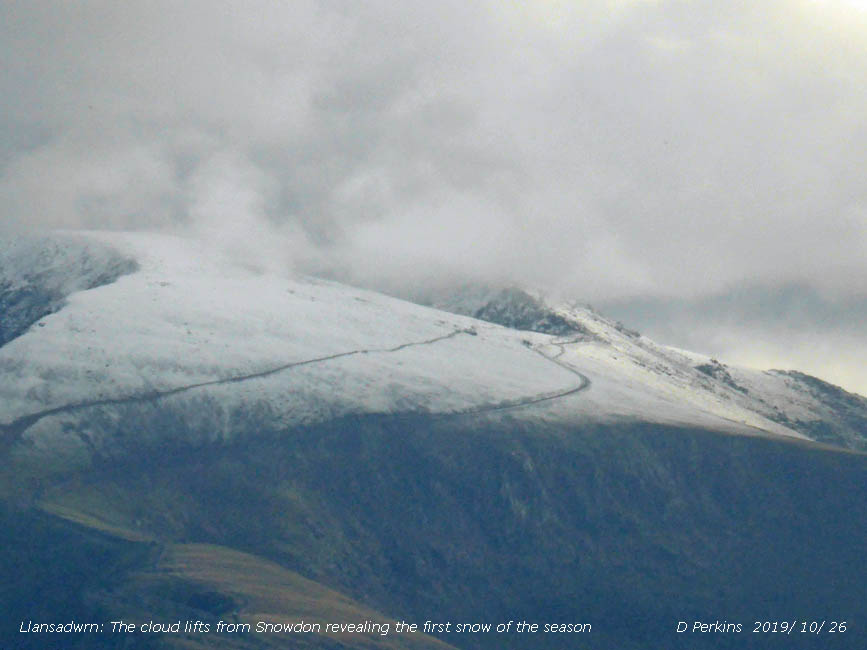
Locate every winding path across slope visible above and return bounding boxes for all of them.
[0,331,591,451]
[0,329,467,445]
[438,339,591,418]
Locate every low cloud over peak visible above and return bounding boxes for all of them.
[2,1,865,390]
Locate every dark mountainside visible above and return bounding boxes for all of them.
[3,413,866,650]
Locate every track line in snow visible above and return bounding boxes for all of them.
[436,339,591,418]
[0,332,594,452]
[0,329,469,446]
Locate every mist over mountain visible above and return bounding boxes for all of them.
[2,0,866,392]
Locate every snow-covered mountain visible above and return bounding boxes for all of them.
[3,230,867,650]
[0,234,137,348]
[1,231,865,475]
[423,285,867,452]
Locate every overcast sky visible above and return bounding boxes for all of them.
[1,1,865,392]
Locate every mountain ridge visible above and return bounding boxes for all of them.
[1,230,865,468]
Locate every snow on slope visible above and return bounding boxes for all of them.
[0,233,137,347]
[670,347,867,451]
[0,232,580,464]
[428,287,867,451]
[1,231,859,469]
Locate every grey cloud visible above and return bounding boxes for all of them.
[1,0,865,389]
